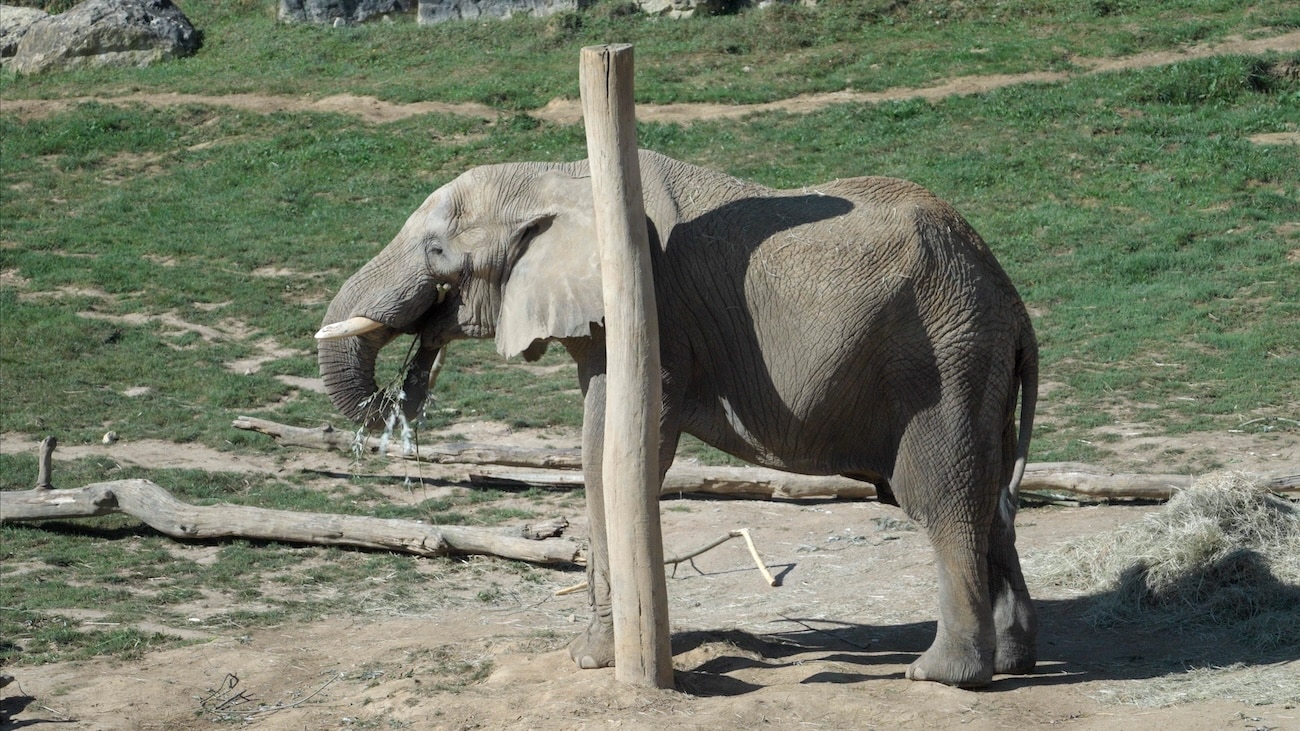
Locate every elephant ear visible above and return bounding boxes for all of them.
[495,171,603,360]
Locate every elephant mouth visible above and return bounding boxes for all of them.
[316,282,457,432]
[315,283,456,341]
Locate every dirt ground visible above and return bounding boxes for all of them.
[4,28,1300,731]
[2,424,1298,731]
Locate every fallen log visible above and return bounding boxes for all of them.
[232,416,582,469]
[472,464,881,500]
[0,480,585,565]
[232,416,1298,501]
[470,463,1300,502]
[1025,462,1298,500]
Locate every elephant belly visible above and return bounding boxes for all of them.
[680,391,898,478]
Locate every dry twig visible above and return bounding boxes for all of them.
[555,528,776,595]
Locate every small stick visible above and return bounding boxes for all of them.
[664,531,737,565]
[554,582,586,597]
[1235,416,1300,429]
[36,436,56,489]
[556,528,777,595]
[242,672,340,720]
[737,528,777,587]
[778,614,873,651]
[39,704,74,722]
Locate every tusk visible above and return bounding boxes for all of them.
[315,316,385,340]
[436,282,452,304]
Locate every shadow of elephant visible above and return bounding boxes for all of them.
[671,547,1300,696]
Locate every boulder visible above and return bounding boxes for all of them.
[636,0,731,18]
[417,0,587,24]
[0,4,48,65]
[278,0,414,25]
[9,0,200,75]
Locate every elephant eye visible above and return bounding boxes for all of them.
[423,239,447,272]
[422,233,446,258]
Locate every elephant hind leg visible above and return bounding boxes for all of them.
[892,424,1000,687]
[989,496,1037,674]
[905,525,997,687]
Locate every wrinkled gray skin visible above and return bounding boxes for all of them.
[318,150,1039,687]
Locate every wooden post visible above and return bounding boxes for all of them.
[36,436,56,489]
[578,43,673,689]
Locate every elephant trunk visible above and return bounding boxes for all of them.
[317,259,444,433]
[318,326,391,430]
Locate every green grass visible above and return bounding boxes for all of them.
[2,0,1298,666]
[3,0,1297,107]
[0,453,559,664]
[5,52,1295,458]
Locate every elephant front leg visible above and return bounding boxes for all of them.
[564,336,686,671]
[568,365,617,669]
[561,339,616,668]
[571,478,616,669]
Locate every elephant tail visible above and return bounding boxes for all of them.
[1001,321,1038,525]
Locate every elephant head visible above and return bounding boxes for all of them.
[316,164,604,431]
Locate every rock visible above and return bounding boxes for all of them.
[0,4,48,65]
[278,0,414,24]
[417,0,587,25]
[9,0,200,75]
[283,0,761,24]
[636,0,735,18]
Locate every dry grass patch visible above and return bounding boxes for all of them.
[1035,472,1299,644]
[1030,472,1300,705]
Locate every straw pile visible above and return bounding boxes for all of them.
[1031,471,1300,705]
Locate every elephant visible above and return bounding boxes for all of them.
[316,149,1039,688]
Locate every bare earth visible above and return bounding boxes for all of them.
[2,424,1297,730]
[4,28,1300,731]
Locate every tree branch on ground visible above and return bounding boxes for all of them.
[233,416,1299,502]
[554,527,777,596]
[1,479,585,565]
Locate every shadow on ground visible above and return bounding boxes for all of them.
[671,572,1300,697]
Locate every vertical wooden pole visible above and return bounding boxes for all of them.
[36,436,56,489]
[578,43,673,689]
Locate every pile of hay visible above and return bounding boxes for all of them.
[1036,472,1300,644]
[1030,472,1300,705]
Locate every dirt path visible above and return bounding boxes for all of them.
[3,31,1298,125]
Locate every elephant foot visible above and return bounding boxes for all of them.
[994,636,1036,676]
[906,640,994,688]
[568,616,615,669]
